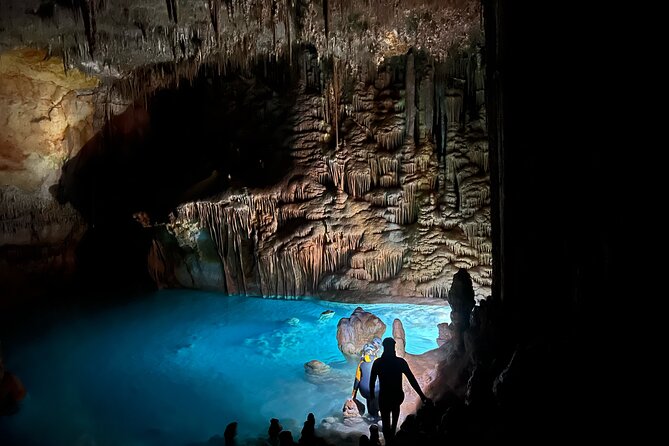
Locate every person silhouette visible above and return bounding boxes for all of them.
[267,418,282,446]
[224,421,237,446]
[350,343,380,420]
[369,337,431,443]
[299,412,316,445]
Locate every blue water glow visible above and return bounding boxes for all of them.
[1,290,450,445]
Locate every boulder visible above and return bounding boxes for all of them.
[342,399,365,426]
[336,307,386,357]
[304,360,331,375]
[319,310,335,322]
[437,322,454,346]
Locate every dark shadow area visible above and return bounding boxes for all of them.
[51,58,298,293]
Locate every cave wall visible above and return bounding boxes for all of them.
[0,1,490,302]
[0,49,100,303]
[151,46,492,300]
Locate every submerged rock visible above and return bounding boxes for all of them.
[304,360,331,375]
[286,317,300,326]
[319,310,335,322]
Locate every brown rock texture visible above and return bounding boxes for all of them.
[157,46,491,300]
[0,1,491,304]
[336,307,386,357]
[0,49,100,302]
[0,1,480,77]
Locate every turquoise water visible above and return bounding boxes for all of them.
[0,290,450,446]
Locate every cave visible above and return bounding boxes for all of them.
[1,1,616,445]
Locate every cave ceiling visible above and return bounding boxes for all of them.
[0,0,480,77]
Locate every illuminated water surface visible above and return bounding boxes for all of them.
[1,290,450,445]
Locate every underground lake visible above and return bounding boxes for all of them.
[0,290,451,446]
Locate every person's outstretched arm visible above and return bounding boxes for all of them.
[351,361,362,399]
[401,359,429,402]
[369,360,379,400]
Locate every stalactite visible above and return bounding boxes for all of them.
[278,204,306,225]
[345,164,372,198]
[148,239,170,288]
[474,52,485,108]
[470,147,489,173]
[208,0,221,39]
[461,219,492,241]
[418,282,449,298]
[421,65,435,140]
[445,238,477,258]
[468,236,492,254]
[258,229,362,296]
[177,199,257,295]
[377,129,404,151]
[405,50,416,142]
[0,189,84,244]
[453,168,460,212]
[284,0,293,64]
[323,0,329,43]
[378,175,395,188]
[166,0,178,23]
[446,90,463,124]
[326,153,347,191]
[369,155,399,187]
[416,153,431,172]
[350,250,403,282]
[325,57,346,147]
[78,0,96,58]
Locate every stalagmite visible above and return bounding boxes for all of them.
[392,318,406,357]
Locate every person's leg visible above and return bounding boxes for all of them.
[380,407,392,443]
[390,405,401,438]
[367,396,379,419]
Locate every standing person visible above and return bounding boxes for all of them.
[350,344,380,420]
[369,338,431,443]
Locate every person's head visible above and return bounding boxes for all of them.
[278,430,294,446]
[224,421,237,441]
[362,343,376,361]
[369,424,380,439]
[269,418,282,437]
[382,337,396,355]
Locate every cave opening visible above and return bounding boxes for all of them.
[53,57,299,293]
[1,0,617,443]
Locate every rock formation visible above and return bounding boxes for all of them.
[0,352,27,415]
[304,359,331,376]
[341,398,363,425]
[392,318,407,357]
[445,267,475,351]
[336,307,386,357]
[0,1,491,304]
[0,49,100,301]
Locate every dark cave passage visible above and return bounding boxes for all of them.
[52,60,299,291]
